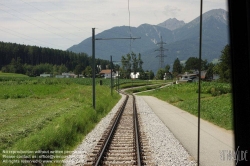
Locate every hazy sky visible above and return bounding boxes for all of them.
[0,0,228,50]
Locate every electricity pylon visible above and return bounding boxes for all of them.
[155,36,168,69]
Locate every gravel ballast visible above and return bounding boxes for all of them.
[63,94,196,165]
[63,94,126,165]
[136,96,196,165]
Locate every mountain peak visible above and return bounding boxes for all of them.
[157,18,185,30]
[187,9,228,28]
[68,8,229,73]
[203,9,228,24]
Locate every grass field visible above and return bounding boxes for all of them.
[139,82,233,130]
[118,80,172,89]
[125,84,165,94]
[0,76,121,165]
[0,71,28,78]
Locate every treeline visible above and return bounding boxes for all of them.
[170,44,231,82]
[0,41,110,77]
[119,52,154,80]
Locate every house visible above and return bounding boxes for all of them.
[62,72,77,78]
[194,70,219,80]
[99,69,116,79]
[164,72,172,80]
[176,70,219,84]
[40,73,52,77]
[176,72,198,84]
[190,70,207,79]
[130,72,140,79]
[200,71,207,79]
[55,73,77,78]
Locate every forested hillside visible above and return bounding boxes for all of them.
[0,42,110,77]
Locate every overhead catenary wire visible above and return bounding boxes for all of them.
[1,0,94,50]
[1,1,133,52]
[0,2,81,38]
[48,1,136,42]
[0,8,79,44]
[0,2,98,51]
[1,0,140,54]
[20,0,83,31]
[0,26,64,49]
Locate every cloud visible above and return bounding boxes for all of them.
[163,5,181,18]
[0,0,228,50]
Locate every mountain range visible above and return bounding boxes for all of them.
[157,18,185,30]
[68,9,229,73]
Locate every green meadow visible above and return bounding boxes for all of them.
[0,73,233,165]
[0,71,28,78]
[139,82,233,130]
[0,76,121,165]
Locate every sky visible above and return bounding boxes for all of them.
[0,0,228,50]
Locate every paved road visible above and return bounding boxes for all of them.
[140,96,234,166]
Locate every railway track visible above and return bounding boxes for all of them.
[85,94,153,165]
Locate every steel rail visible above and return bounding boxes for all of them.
[93,94,142,165]
[94,95,128,166]
[133,95,142,166]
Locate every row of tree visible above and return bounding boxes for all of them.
[0,42,110,77]
[1,41,231,82]
[158,44,231,82]
[119,52,143,79]
[118,52,154,80]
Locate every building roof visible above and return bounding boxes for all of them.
[99,69,112,74]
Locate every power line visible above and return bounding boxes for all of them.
[1,2,132,52]
[45,3,130,39]
[20,0,83,31]
[0,1,140,54]
[0,8,79,44]
[0,26,64,49]
[0,28,46,47]
[0,2,81,38]
[96,27,136,39]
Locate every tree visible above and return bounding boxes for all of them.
[138,53,143,72]
[184,57,200,71]
[0,41,112,77]
[172,58,182,76]
[59,64,68,74]
[6,58,24,74]
[23,64,35,77]
[156,68,165,80]
[120,52,144,79]
[53,65,59,76]
[164,64,172,80]
[205,63,214,80]
[131,52,138,74]
[121,53,131,79]
[84,66,92,77]
[148,70,154,80]
[184,57,209,71]
[74,64,84,77]
[165,64,170,73]
[217,45,231,82]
